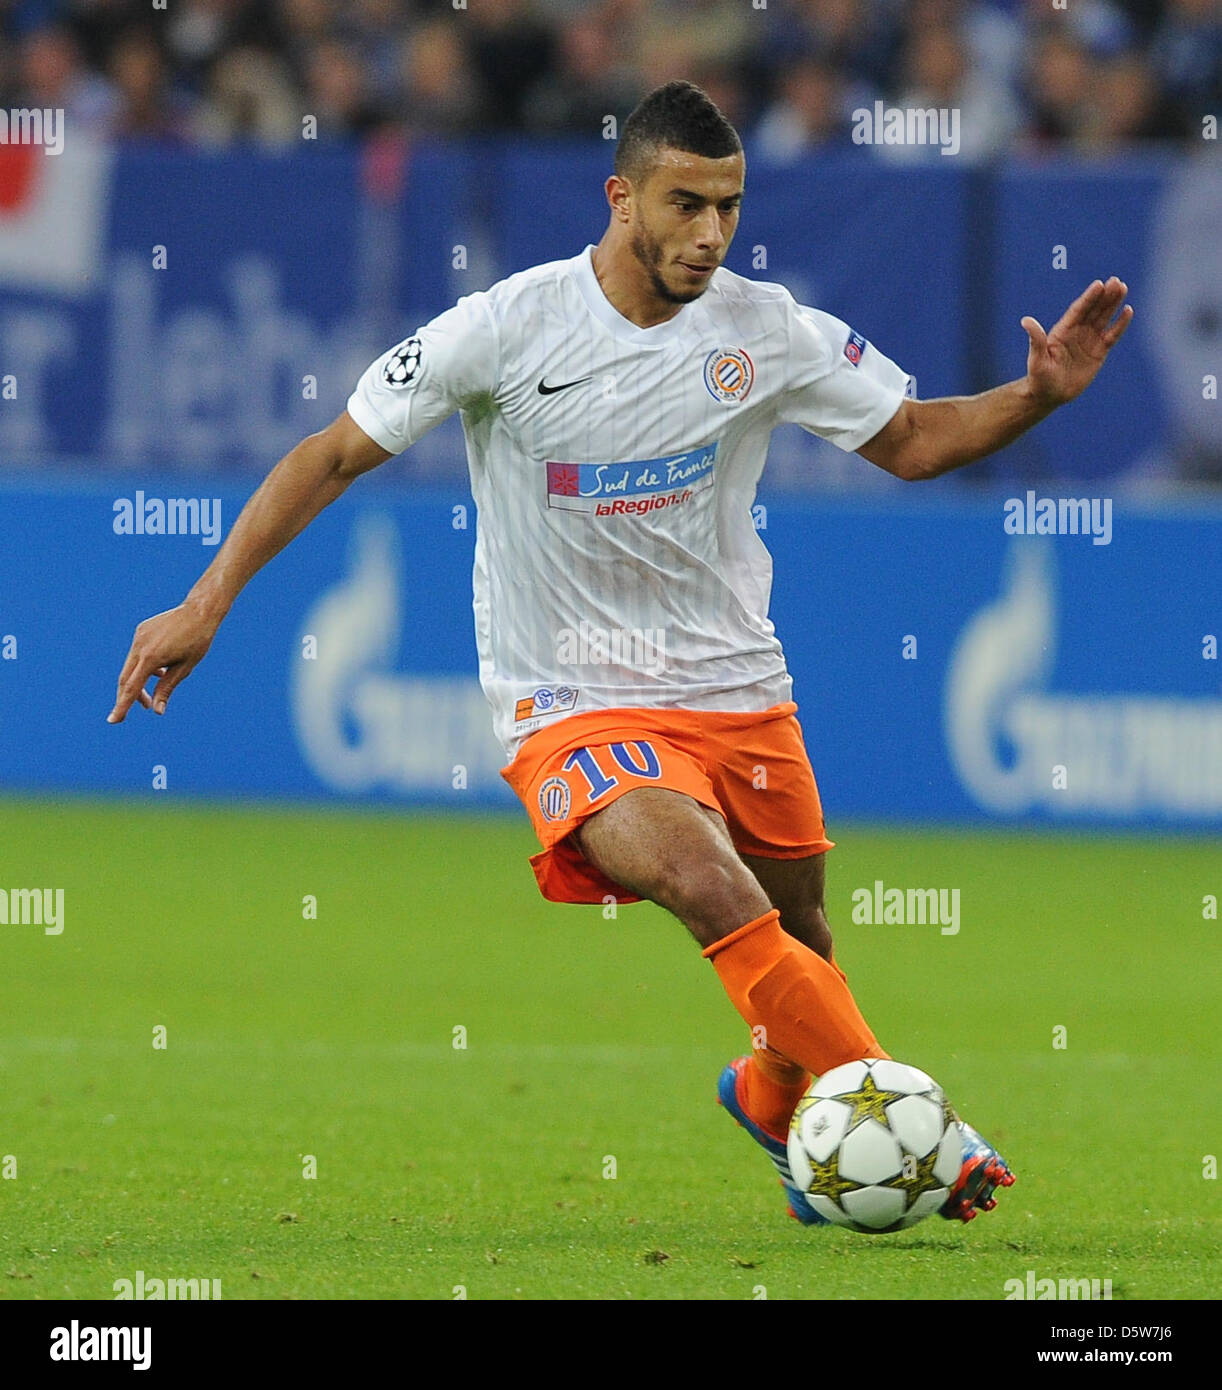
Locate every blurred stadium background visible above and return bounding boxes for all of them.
[0,0,1218,816]
[0,0,1219,1302]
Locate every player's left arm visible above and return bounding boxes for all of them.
[857,277,1133,482]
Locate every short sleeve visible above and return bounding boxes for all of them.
[346,291,498,455]
[777,300,914,453]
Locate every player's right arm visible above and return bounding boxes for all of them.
[108,411,391,722]
[109,290,498,724]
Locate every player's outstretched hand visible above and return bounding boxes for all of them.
[1021,276,1133,408]
[108,601,218,723]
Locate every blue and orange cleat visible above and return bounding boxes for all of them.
[717,1056,829,1226]
[939,1119,1016,1223]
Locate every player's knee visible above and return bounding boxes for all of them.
[652,853,769,942]
[779,903,835,961]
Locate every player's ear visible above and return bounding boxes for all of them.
[605,173,633,223]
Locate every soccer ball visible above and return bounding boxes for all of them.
[787,1058,962,1233]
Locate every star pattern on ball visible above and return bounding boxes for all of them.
[791,1094,819,1127]
[836,1073,904,1133]
[806,1150,860,1202]
[888,1147,945,1209]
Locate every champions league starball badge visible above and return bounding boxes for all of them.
[383,336,423,388]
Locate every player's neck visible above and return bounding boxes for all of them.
[590,235,685,331]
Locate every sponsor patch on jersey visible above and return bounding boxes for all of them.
[382,336,423,388]
[515,685,580,723]
[843,331,867,367]
[537,775,572,823]
[545,443,717,516]
[702,347,755,404]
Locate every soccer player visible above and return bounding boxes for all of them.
[109,82,1132,1225]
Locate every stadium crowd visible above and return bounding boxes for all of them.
[0,0,1217,156]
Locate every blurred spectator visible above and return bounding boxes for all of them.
[60,0,146,73]
[17,24,116,131]
[639,0,759,74]
[1032,0,1138,55]
[1022,29,1096,148]
[464,0,557,131]
[107,29,191,142]
[1149,0,1222,124]
[904,0,1024,100]
[687,62,750,131]
[398,18,480,137]
[353,0,406,110]
[525,8,642,135]
[165,0,263,87]
[1086,49,1191,147]
[193,44,300,146]
[753,58,848,163]
[883,23,1019,161]
[302,36,386,139]
[763,0,903,104]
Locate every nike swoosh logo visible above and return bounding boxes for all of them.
[537,375,592,395]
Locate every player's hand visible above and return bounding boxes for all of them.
[1021,277,1133,408]
[108,601,218,723]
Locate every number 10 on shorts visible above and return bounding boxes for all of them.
[563,742,663,803]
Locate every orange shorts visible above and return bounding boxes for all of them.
[500,701,834,904]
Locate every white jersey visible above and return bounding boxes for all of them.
[347,247,912,758]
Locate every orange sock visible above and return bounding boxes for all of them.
[742,1046,809,1138]
[705,909,889,1076]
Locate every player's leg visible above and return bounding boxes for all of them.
[573,785,771,946]
[722,721,1014,1223]
[575,786,885,1078]
[739,849,832,959]
[576,782,888,1226]
[694,707,888,1107]
[739,849,859,1001]
[727,850,841,1135]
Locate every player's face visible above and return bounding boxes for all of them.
[629,149,745,305]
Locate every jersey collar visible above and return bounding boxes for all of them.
[571,245,697,348]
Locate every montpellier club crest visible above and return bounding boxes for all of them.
[538,775,572,823]
[702,347,754,405]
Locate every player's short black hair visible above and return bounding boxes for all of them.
[614,80,742,183]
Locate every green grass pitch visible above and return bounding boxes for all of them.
[0,796,1218,1300]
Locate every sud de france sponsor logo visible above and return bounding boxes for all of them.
[545,443,716,516]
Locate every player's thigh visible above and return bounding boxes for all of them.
[740,850,833,959]
[576,786,771,946]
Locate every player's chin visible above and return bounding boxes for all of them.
[672,260,719,295]
[664,275,714,304]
